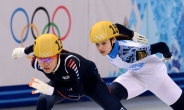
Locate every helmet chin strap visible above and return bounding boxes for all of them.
[108,38,115,54]
[110,40,113,47]
[53,54,61,73]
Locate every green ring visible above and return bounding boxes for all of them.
[42,22,60,37]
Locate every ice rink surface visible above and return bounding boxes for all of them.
[3,95,172,110]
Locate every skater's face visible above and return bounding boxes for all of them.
[95,38,116,56]
[37,55,58,73]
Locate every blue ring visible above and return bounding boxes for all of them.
[10,8,29,43]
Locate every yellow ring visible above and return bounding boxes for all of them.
[21,24,40,59]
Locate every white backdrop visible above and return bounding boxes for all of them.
[0,0,140,86]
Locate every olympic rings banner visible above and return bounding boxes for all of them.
[10,6,71,44]
[1,0,184,86]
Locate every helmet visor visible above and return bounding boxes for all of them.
[36,54,58,63]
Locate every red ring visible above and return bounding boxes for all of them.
[52,6,71,41]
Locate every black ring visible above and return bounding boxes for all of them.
[31,7,50,39]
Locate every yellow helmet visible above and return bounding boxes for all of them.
[33,34,63,58]
[90,21,120,43]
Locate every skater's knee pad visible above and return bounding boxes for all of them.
[109,82,128,100]
[170,91,184,110]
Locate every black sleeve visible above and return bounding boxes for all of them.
[150,42,172,58]
[26,44,43,72]
[114,23,134,38]
[24,45,34,54]
[53,56,83,100]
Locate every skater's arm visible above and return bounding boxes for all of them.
[24,45,34,54]
[150,42,172,58]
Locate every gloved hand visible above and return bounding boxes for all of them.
[12,47,27,59]
[133,32,148,45]
[161,54,173,63]
[29,78,54,95]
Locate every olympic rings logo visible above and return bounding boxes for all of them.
[94,34,107,42]
[10,5,71,45]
